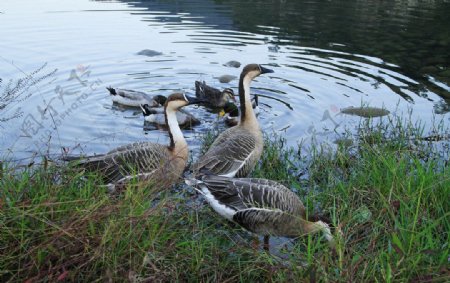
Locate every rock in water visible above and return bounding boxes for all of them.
[136,49,163,57]
[340,106,390,118]
[216,74,237,83]
[223,60,241,68]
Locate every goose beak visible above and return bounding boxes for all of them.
[185,95,208,105]
[259,65,274,74]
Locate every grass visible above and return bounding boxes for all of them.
[1,114,449,282]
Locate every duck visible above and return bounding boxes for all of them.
[140,103,200,128]
[192,64,273,178]
[107,86,167,107]
[74,93,204,191]
[221,94,260,127]
[186,175,335,251]
[195,81,235,108]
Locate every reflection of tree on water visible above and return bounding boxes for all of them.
[115,0,449,102]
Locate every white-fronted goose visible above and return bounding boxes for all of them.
[140,103,200,128]
[76,93,203,191]
[107,87,167,107]
[187,175,335,250]
[192,64,273,178]
[195,81,235,108]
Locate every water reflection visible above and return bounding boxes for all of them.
[119,0,449,98]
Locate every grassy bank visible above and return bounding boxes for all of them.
[1,115,449,282]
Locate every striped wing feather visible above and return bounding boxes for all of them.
[201,176,304,214]
[193,127,257,177]
[117,89,149,100]
[200,176,306,236]
[78,143,169,183]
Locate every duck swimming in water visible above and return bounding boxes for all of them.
[140,103,200,128]
[195,81,235,108]
[221,94,259,127]
[107,87,167,107]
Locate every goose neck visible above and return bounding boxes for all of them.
[238,75,258,127]
[165,107,188,155]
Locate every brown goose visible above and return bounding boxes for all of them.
[195,81,235,108]
[187,175,335,250]
[192,64,273,178]
[76,93,203,191]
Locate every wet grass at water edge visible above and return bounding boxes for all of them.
[0,114,449,282]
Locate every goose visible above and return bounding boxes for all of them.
[221,94,259,127]
[186,175,335,251]
[141,103,200,128]
[195,81,235,108]
[75,93,204,191]
[192,64,273,178]
[107,87,167,107]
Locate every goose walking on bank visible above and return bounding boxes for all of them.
[141,103,200,128]
[186,175,335,251]
[107,86,167,107]
[195,81,235,108]
[192,64,273,178]
[76,93,204,191]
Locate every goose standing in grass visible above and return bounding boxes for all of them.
[186,175,335,251]
[141,103,200,128]
[76,93,204,191]
[195,81,235,108]
[107,86,167,107]
[192,64,273,178]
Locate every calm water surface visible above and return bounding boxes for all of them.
[1,0,449,163]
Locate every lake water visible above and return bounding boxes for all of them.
[1,0,449,164]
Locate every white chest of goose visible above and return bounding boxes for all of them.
[107,87,167,107]
[192,64,273,178]
[75,93,203,191]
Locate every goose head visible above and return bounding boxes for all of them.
[241,64,274,81]
[164,93,205,112]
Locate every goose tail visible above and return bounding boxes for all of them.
[140,104,151,116]
[106,86,117,95]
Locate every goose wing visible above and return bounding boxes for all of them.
[196,176,306,234]
[200,176,303,212]
[193,128,258,177]
[116,88,148,100]
[77,143,169,183]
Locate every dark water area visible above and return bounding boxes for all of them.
[0,0,449,164]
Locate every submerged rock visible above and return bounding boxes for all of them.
[136,49,163,57]
[223,60,241,68]
[340,106,390,118]
[216,74,237,83]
